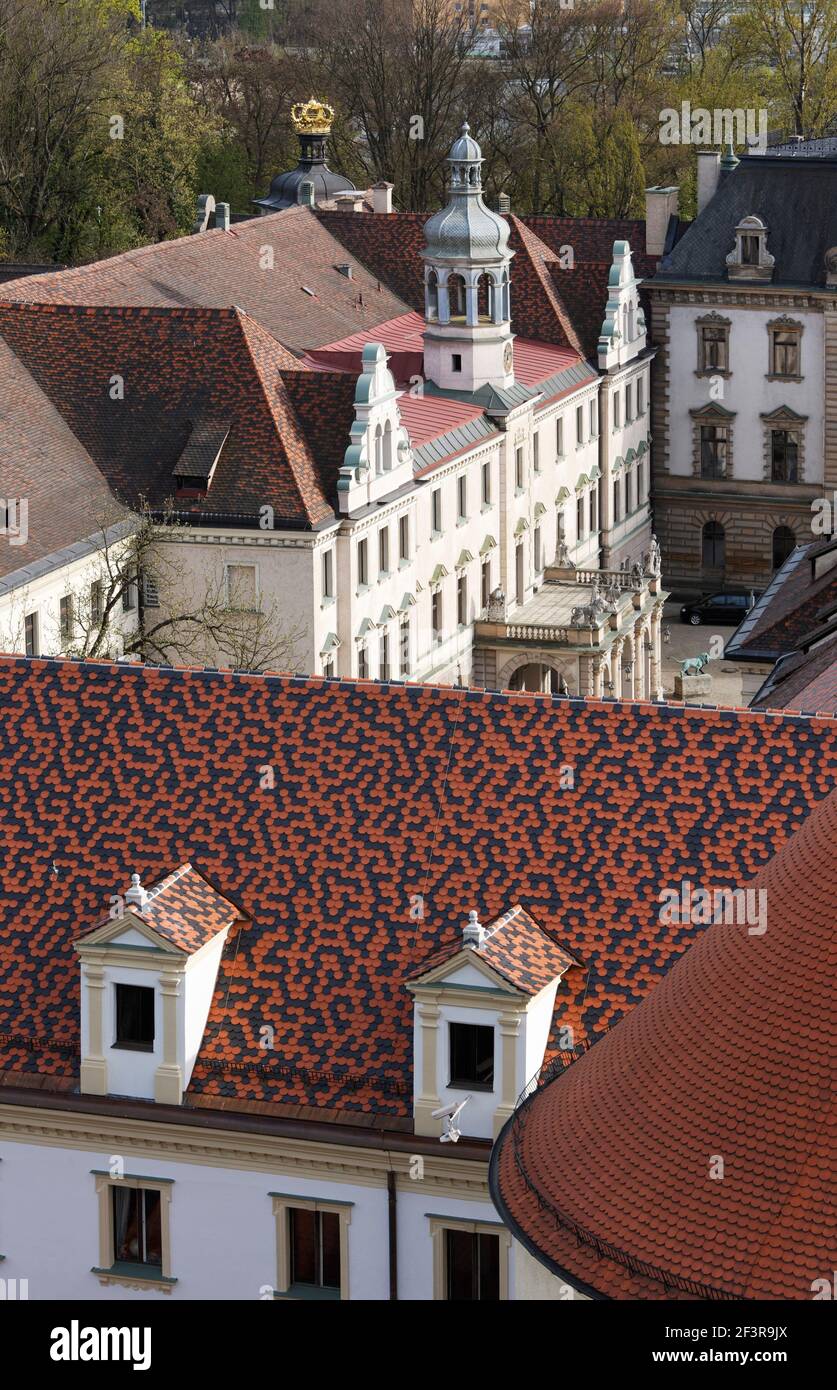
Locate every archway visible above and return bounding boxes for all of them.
[497,651,574,694]
[772,525,795,570]
[702,519,725,571]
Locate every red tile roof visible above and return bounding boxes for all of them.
[411,904,581,995]
[0,207,411,352]
[0,302,342,528]
[82,864,245,954]
[0,656,834,1121]
[491,788,837,1301]
[751,631,837,714]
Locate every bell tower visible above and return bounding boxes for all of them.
[422,124,515,393]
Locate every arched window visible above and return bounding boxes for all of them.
[383,419,393,472]
[448,273,466,320]
[476,272,493,322]
[374,423,383,475]
[772,525,795,570]
[702,520,725,570]
[426,269,439,321]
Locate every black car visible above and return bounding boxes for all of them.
[680,592,759,626]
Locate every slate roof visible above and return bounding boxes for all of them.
[491,788,837,1301]
[657,153,837,286]
[0,207,410,353]
[750,632,837,714]
[83,864,245,954]
[0,656,834,1121]
[727,540,837,660]
[411,904,581,996]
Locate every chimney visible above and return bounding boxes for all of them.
[297,180,315,208]
[372,181,394,214]
[125,872,149,912]
[696,151,721,216]
[463,909,485,949]
[214,201,231,231]
[644,185,679,257]
[498,193,511,214]
[333,191,366,212]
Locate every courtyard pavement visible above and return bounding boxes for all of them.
[659,599,748,708]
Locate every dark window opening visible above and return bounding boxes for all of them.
[449,1022,494,1089]
[451,353,462,373]
[445,1229,500,1301]
[114,983,155,1051]
[702,520,725,570]
[700,424,727,478]
[771,430,799,483]
[290,1208,341,1292]
[772,525,796,570]
[112,1186,162,1270]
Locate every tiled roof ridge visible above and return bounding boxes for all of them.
[0,300,244,321]
[508,214,585,356]
[142,862,194,905]
[3,652,836,723]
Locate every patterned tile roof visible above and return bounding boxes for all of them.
[411,904,581,995]
[0,302,339,529]
[82,864,245,954]
[0,657,834,1122]
[0,207,410,352]
[491,788,837,1301]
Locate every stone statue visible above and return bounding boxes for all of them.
[643,533,662,577]
[486,587,506,621]
[555,540,575,569]
[680,652,710,678]
[630,562,643,590]
[557,674,569,697]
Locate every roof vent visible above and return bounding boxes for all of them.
[463,909,485,948]
[498,193,511,214]
[336,263,353,278]
[125,872,149,913]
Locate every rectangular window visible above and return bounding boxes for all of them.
[637,461,644,503]
[449,1022,494,1089]
[481,557,491,610]
[556,417,564,457]
[322,548,334,599]
[445,1229,500,1302]
[457,573,467,627]
[741,234,759,265]
[481,461,491,507]
[399,514,410,563]
[457,474,467,522]
[626,469,634,514]
[431,488,442,535]
[357,538,368,587]
[575,405,584,446]
[380,629,390,681]
[613,479,622,523]
[534,524,542,573]
[613,392,621,429]
[143,574,160,608]
[226,564,257,609]
[322,657,334,679]
[699,324,728,372]
[112,1186,162,1270]
[114,983,154,1051]
[700,425,727,479]
[399,617,410,675]
[625,383,633,422]
[378,526,389,577]
[515,543,524,605]
[24,611,38,657]
[90,580,105,625]
[637,375,645,415]
[589,486,598,534]
[772,331,800,378]
[289,1208,341,1293]
[515,446,524,491]
[432,589,443,640]
[589,398,597,437]
[576,493,586,541]
[451,353,462,373]
[357,645,369,679]
[60,595,74,643]
[771,431,799,483]
[122,580,137,614]
[533,431,540,473]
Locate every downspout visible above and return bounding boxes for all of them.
[387,1168,398,1300]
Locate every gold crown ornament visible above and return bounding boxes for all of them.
[291,98,335,135]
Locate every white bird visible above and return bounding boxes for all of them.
[431,1096,471,1143]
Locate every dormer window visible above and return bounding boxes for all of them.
[449,1022,494,1089]
[726,215,774,281]
[115,983,154,1051]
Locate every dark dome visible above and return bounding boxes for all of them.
[253,132,356,213]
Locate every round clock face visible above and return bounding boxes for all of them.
[503,341,513,373]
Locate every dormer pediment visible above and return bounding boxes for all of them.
[76,909,184,956]
[408,944,526,997]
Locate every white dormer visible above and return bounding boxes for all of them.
[726,214,774,281]
[337,343,413,513]
[598,240,647,371]
[74,865,244,1105]
[406,905,580,1140]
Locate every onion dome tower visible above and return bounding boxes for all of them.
[253,98,356,214]
[422,123,515,393]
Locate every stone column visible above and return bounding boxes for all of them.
[494,1011,522,1139]
[414,1001,442,1136]
[80,956,108,1096]
[634,620,646,699]
[592,655,604,698]
[154,970,183,1105]
[650,601,665,699]
[612,638,624,698]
